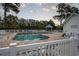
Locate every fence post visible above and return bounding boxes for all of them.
[73,37,79,56]
[9,43,17,56]
[69,36,79,56]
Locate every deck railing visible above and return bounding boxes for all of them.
[0,37,79,56]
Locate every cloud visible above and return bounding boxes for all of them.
[37,3,46,6]
[0,9,4,12]
[0,9,4,17]
[20,3,27,8]
[38,3,43,6]
[42,8,50,12]
[29,10,33,13]
[51,6,56,10]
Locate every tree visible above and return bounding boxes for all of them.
[53,3,70,25]
[1,3,20,22]
[0,16,1,20]
[48,19,55,29]
[5,14,19,29]
[53,3,79,25]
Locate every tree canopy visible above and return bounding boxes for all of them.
[0,15,57,30]
[1,3,20,22]
[53,3,79,25]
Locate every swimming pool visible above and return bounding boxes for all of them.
[15,34,49,41]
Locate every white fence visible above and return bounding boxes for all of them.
[0,37,79,56]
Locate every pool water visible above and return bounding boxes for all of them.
[15,34,49,41]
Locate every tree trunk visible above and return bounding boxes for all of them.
[4,3,7,23]
[60,19,63,30]
[60,19,62,26]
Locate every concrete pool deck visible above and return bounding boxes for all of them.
[0,32,64,48]
[0,33,17,48]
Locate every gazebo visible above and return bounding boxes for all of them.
[45,24,53,31]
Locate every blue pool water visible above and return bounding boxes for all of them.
[15,34,49,41]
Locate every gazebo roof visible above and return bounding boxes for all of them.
[46,24,53,28]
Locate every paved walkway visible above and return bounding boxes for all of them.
[0,33,17,48]
[42,32,64,40]
[0,32,64,48]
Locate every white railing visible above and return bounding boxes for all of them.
[0,37,79,56]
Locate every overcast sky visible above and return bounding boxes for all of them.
[10,3,58,20]
[0,3,79,25]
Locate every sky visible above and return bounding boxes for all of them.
[0,3,79,25]
[18,3,58,20]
